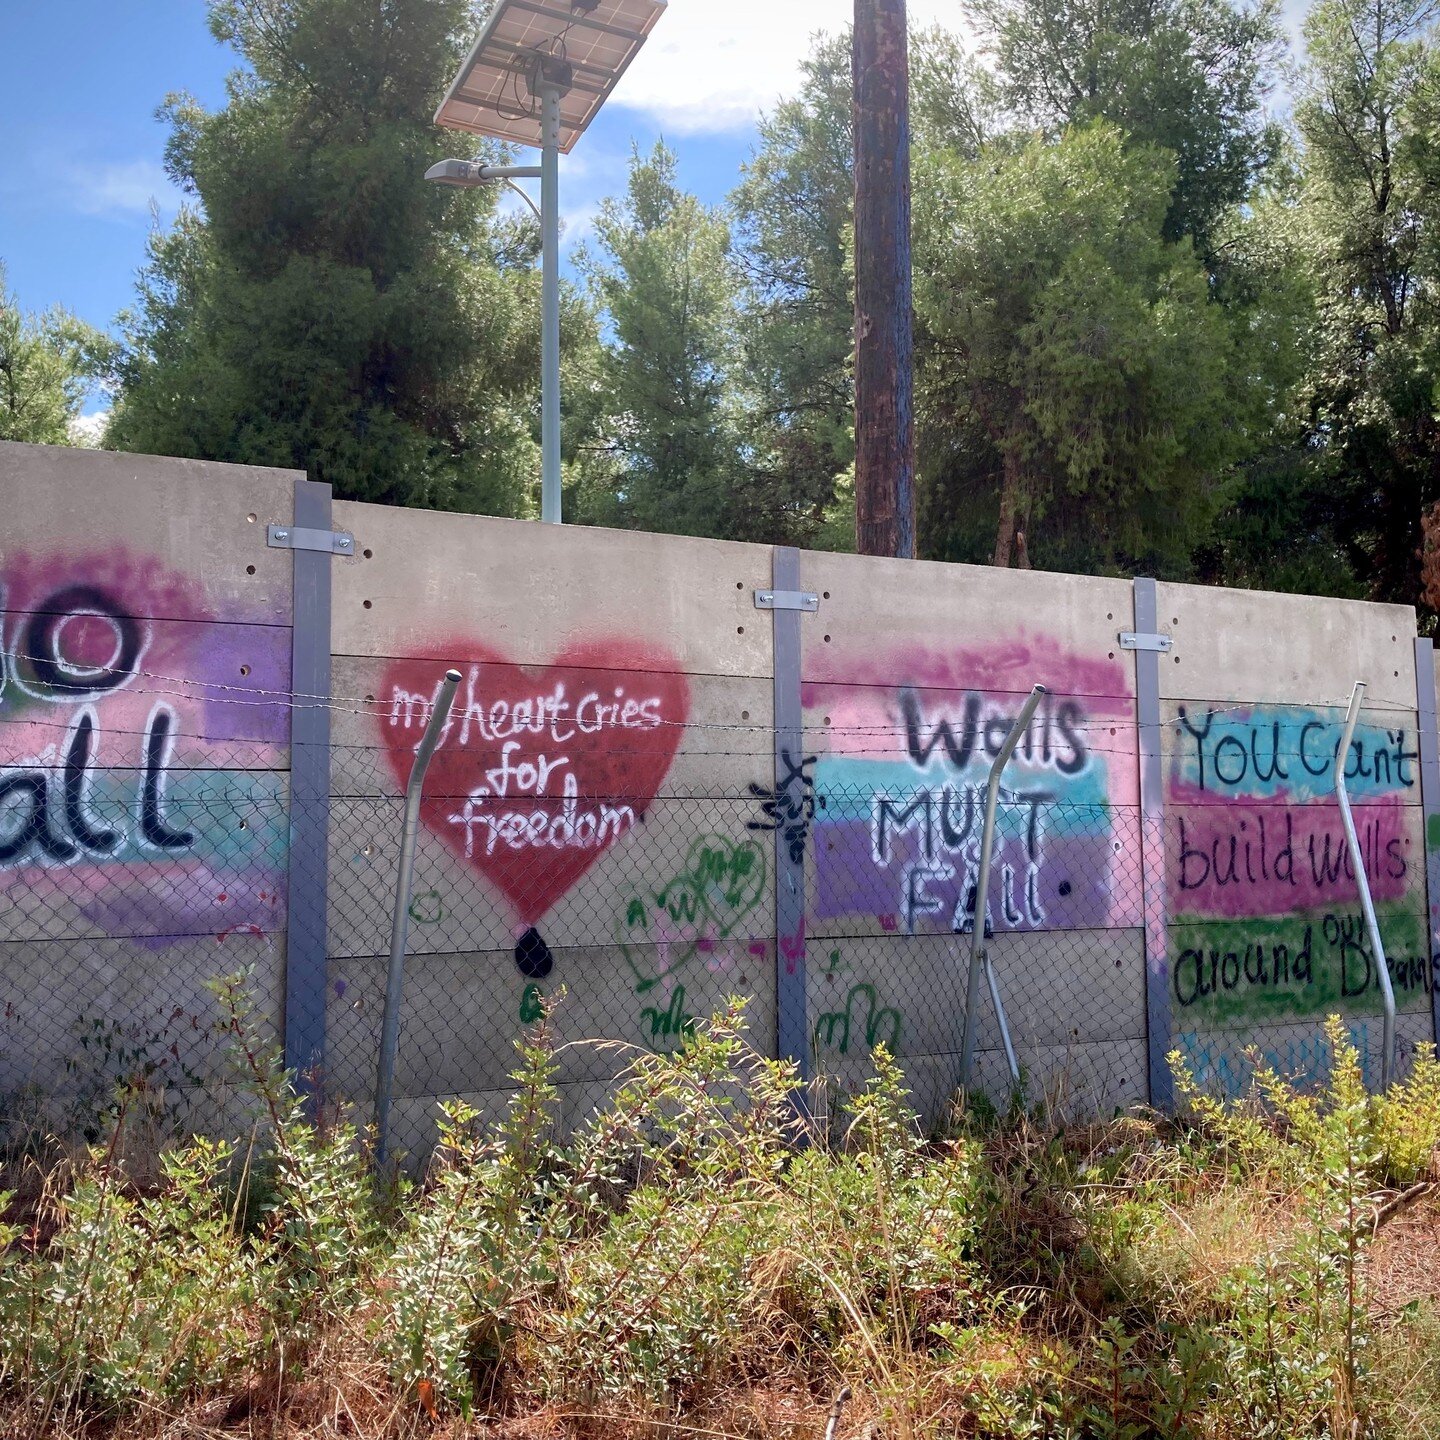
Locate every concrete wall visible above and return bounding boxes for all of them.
[1157,581,1430,1094]
[0,443,297,1127]
[1,440,1434,1144]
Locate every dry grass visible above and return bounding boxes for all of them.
[7,1012,1440,1440]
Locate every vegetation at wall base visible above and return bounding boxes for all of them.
[2,979,1440,1439]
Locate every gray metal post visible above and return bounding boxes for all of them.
[1133,577,1175,1111]
[771,547,811,1096]
[374,669,462,1165]
[284,477,335,1101]
[1335,681,1396,1090]
[1414,638,1440,1051]
[959,684,1047,1089]
[539,80,562,525]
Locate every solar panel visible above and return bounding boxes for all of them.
[435,0,667,153]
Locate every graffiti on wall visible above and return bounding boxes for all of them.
[0,551,290,945]
[616,835,766,992]
[383,643,691,978]
[803,642,1139,938]
[1167,705,1435,1042]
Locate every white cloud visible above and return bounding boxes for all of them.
[610,0,964,134]
[65,159,182,221]
[69,412,109,448]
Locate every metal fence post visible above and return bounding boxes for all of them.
[1414,638,1440,1052]
[959,683,1046,1090]
[1335,681,1396,1090]
[284,477,335,1099]
[769,547,811,1093]
[374,669,462,1167]
[1133,576,1174,1112]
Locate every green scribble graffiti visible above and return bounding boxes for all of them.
[640,985,696,1048]
[813,983,904,1057]
[519,983,545,1024]
[407,889,445,924]
[617,834,767,993]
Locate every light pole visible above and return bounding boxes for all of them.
[428,0,668,525]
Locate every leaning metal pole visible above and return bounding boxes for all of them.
[539,78,563,525]
[959,684,1048,1090]
[1334,681,1396,1090]
[375,668,462,1166]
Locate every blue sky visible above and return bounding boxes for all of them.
[0,0,1309,345]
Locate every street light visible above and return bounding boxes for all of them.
[428,0,668,525]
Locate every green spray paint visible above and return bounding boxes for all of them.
[1167,900,1433,1027]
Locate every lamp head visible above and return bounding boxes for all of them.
[424,158,494,187]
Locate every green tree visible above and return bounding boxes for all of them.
[964,0,1287,256]
[726,28,995,551]
[914,123,1247,571]
[1290,0,1440,609]
[729,35,856,548]
[108,0,560,515]
[0,265,111,446]
[576,143,751,538]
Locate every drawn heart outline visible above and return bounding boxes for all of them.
[380,642,689,923]
[617,834,768,992]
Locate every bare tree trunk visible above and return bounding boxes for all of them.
[853,0,916,559]
[993,446,1022,567]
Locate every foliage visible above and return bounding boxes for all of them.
[574,143,758,540]
[728,34,858,550]
[0,264,111,446]
[105,0,570,515]
[914,122,1246,573]
[5,984,1440,1437]
[964,0,1287,256]
[1290,0,1440,610]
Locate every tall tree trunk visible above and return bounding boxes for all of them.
[853,0,916,559]
[993,445,1022,567]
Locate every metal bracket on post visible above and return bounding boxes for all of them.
[755,590,820,613]
[1119,631,1173,653]
[268,524,355,555]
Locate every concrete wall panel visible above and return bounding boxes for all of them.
[332,502,776,679]
[0,931,283,1096]
[325,793,774,961]
[1156,580,1417,710]
[0,441,298,624]
[805,928,1143,1063]
[325,942,778,1102]
[797,551,1136,690]
[1173,1010,1434,1100]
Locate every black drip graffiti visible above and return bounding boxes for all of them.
[514,926,554,979]
[748,749,818,863]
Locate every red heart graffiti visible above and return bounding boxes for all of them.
[380,643,689,923]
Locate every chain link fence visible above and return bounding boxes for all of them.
[3,666,1429,1165]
